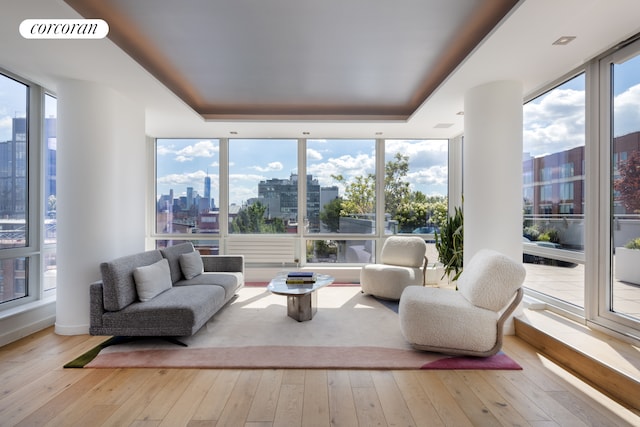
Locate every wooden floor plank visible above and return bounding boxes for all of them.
[415,372,475,427]
[191,369,241,422]
[371,370,416,426]
[352,384,386,426]
[135,369,199,422]
[247,369,284,423]
[216,370,261,426]
[273,383,304,426]
[302,370,329,427]
[393,370,445,427]
[326,370,358,427]
[455,370,532,427]
[158,370,220,427]
[14,368,114,427]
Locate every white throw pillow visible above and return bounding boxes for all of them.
[179,250,204,280]
[133,258,172,302]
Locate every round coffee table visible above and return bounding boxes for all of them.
[267,273,335,321]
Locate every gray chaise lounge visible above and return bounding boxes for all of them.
[89,242,244,338]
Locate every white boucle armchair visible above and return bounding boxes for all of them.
[360,236,428,300]
[399,249,526,357]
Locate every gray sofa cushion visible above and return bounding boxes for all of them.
[176,272,243,300]
[160,242,196,283]
[133,258,173,302]
[101,249,163,311]
[101,284,226,336]
[179,250,204,279]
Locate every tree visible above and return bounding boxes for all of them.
[384,152,411,218]
[615,150,640,214]
[332,174,375,216]
[231,202,267,233]
[319,197,342,232]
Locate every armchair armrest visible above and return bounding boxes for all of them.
[201,255,244,274]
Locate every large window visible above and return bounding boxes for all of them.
[522,74,586,309]
[0,71,55,306]
[155,139,221,237]
[306,139,376,234]
[153,138,450,265]
[385,139,448,236]
[229,139,297,234]
[608,48,640,325]
[0,74,28,304]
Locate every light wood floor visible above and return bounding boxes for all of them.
[0,327,638,427]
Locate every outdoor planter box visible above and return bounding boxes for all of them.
[615,247,640,286]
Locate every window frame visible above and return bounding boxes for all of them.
[0,68,55,311]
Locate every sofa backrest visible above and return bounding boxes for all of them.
[160,242,196,283]
[100,249,163,311]
[457,249,526,312]
[380,236,427,268]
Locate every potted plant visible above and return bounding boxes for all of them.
[434,205,463,285]
[615,237,640,285]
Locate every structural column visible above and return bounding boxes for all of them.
[463,80,523,265]
[55,79,146,335]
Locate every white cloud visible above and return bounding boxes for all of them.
[307,148,323,161]
[523,88,585,157]
[253,161,284,172]
[174,140,218,162]
[0,115,12,141]
[157,170,207,188]
[614,83,640,137]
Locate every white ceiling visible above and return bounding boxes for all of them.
[2,0,640,140]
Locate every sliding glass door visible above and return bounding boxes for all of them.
[604,42,640,331]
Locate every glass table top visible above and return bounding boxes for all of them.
[267,273,335,295]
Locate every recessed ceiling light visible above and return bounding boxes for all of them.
[456,111,464,116]
[434,123,454,129]
[229,131,238,135]
[302,132,310,135]
[552,36,576,46]
[375,132,383,136]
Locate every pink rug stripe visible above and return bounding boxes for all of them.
[420,352,522,370]
[87,345,434,369]
[244,282,360,287]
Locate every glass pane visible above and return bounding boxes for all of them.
[522,74,586,308]
[229,139,297,234]
[0,257,27,303]
[156,239,220,255]
[43,252,56,293]
[156,139,220,234]
[44,94,57,246]
[306,239,375,264]
[0,74,28,249]
[611,52,640,321]
[385,139,448,236]
[307,139,376,234]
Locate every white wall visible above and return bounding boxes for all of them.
[55,79,146,335]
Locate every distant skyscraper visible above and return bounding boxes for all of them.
[203,175,211,211]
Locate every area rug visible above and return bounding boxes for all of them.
[72,286,521,370]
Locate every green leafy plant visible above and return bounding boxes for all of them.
[624,237,640,250]
[434,205,463,281]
